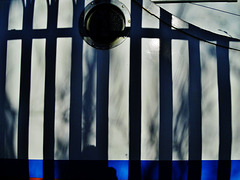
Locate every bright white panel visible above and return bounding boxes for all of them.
[171,16,189,30]
[54,38,72,160]
[200,41,219,160]
[33,0,47,29]
[8,0,23,30]
[172,40,189,161]
[108,38,130,160]
[29,39,46,159]
[57,0,73,28]
[141,38,159,160]
[5,40,22,159]
[142,0,160,29]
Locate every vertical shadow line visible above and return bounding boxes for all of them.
[69,0,84,161]
[129,1,142,179]
[159,8,173,180]
[216,40,232,180]
[188,38,202,180]
[43,1,59,179]
[18,0,34,160]
[17,1,35,178]
[96,50,109,162]
[0,37,7,159]
[0,1,10,159]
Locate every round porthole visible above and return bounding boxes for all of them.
[79,0,131,49]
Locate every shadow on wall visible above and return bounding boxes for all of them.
[82,49,97,147]
[0,0,239,179]
[55,145,118,179]
[4,96,17,159]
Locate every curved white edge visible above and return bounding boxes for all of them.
[137,0,240,49]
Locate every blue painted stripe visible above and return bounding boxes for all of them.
[29,160,43,178]
[27,160,240,180]
[201,161,218,180]
[230,160,240,180]
[109,160,129,180]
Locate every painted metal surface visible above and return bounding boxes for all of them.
[159,2,240,39]
[0,0,240,179]
[152,0,237,3]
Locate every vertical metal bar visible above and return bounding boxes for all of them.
[129,0,142,179]
[216,40,232,180]
[188,38,202,180]
[159,8,173,180]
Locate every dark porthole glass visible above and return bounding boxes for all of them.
[79,0,131,49]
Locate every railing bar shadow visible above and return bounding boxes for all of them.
[0,1,10,159]
[17,1,36,178]
[96,50,109,162]
[17,0,34,160]
[159,8,173,180]
[69,0,84,161]
[43,1,59,179]
[6,28,240,43]
[0,0,238,179]
[216,40,232,180]
[129,0,142,179]
[188,38,202,180]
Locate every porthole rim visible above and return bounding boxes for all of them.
[79,0,131,49]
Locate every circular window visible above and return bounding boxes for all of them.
[79,0,131,49]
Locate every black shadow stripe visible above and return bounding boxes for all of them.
[17,0,34,160]
[96,49,109,162]
[188,38,202,180]
[0,1,9,159]
[17,1,35,178]
[43,34,56,179]
[0,41,7,159]
[159,8,173,180]
[69,0,84,161]
[43,1,59,179]
[216,40,232,180]
[129,0,142,179]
